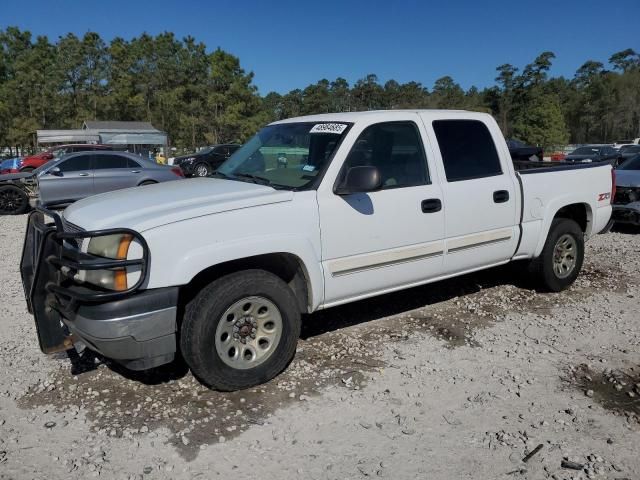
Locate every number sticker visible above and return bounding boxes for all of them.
[310,123,348,134]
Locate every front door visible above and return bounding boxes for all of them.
[318,119,445,307]
[425,117,519,275]
[38,154,94,206]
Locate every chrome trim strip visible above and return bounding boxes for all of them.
[331,250,443,277]
[447,235,512,253]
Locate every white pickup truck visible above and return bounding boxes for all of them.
[21,110,614,391]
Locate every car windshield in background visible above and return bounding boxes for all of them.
[571,147,600,155]
[620,145,640,153]
[618,155,640,170]
[218,122,351,190]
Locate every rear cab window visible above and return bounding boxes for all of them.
[432,120,502,182]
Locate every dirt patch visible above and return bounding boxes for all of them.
[567,364,640,420]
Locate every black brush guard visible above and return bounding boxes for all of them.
[20,207,149,353]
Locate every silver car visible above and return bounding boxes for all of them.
[611,154,640,227]
[34,151,185,207]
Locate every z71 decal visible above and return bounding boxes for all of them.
[598,192,611,201]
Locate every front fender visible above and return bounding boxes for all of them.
[144,232,324,311]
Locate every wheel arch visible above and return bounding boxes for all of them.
[534,201,593,257]
[178,252,315,316]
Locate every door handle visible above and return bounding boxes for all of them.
[493,190,509,203]
[131,170,141,173]
[421,198,442,213]
[78,172,90,177]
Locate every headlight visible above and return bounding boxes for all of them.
[83,234,133,290]
[183,157,196,163]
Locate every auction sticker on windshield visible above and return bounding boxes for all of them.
[310,123,348,134]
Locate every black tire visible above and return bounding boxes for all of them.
[193,162,211,177]
[0,185,29,215]
[180,269,301,391]
[139,180,157,186]
[529,218,584,292]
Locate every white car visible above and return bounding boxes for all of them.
[21,110,614,391]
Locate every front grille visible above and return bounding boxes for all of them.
[61,218,85,249]
[614,187,640,205]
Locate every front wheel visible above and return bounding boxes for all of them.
[529,218,584,292]
[193,163,211,177]
[0,185,29,215]
[180,270,301,391]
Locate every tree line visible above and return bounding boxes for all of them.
[1,26,639,154]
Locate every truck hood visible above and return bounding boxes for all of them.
[615,169,640,188]
[63,178,293,232]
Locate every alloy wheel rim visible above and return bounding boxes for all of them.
[0,190,24,213]
[214,296,283,369]
[196,164,209,176]
[552,233,577,279]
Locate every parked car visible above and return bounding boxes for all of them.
[0,151,185,214]
[613,138,640,149]
[35,150,185,207]
[507,139,543,162]
[21,110,613,391]
[564,145,620,164]
[19,144,113,172]
[0,157,22,174]
[617,144,640,162]
[174,144,241,177]
[610,154,640,228]
[0,172,37,215]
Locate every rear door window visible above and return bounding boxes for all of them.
[93,154,130,169]
[433,120,502,182]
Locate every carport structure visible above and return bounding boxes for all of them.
[37,121,168,159]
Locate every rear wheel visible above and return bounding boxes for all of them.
[180,270,301,391]
[0,185,29,215]
[193,163,211,177]
[529,218,584,292]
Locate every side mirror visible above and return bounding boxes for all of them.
[49,167,62,176]
[335,166,382,195]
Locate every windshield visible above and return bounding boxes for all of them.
[197,146,215,155]
[33,158,59,175]
[618,154,640,170]
[218,122,351,190]
[571,147,600,155]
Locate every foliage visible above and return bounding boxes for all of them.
[0,26,638,153]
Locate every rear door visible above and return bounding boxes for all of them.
[425,117,519,274]
[38,154,94,205]
[93,154,142,194]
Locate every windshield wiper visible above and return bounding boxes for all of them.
[233,173,274,186]
[211,171,232,180]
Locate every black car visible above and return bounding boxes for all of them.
[564,145,620,164]
[507,139,544,162]
[174,144,241,177]
[618,144,640,163]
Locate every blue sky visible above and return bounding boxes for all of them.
[2,0,639,94]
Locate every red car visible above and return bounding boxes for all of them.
[18,144,113,172]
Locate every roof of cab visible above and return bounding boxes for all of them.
[271,109,487,125]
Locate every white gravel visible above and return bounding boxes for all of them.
[1,214,639,479]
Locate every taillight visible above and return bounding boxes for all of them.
[611,168,616,204]
[171,166,185,178]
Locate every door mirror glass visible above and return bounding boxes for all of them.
[335,166,382,195]
[50,166,62,176]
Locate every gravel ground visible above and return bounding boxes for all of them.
[1,214,639,480]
